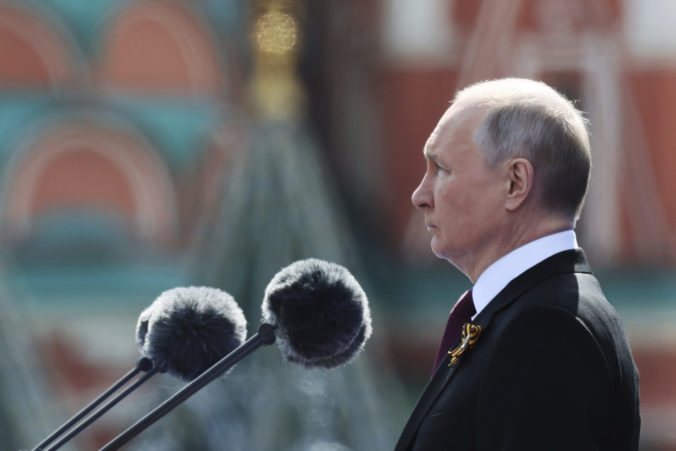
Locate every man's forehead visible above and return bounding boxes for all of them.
[424,103,476,153]
[424,129,447,162]
[425,127,441,151]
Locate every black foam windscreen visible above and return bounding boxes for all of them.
[136,286,247,381]
[262,259,372,368]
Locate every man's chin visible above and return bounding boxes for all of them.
[430,241,461,267]
[430,239,446,260]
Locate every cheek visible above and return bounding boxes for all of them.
[436,184,473,222]
[437,184,494,234]
[433,193,474,244]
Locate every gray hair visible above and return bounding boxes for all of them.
[455,78,591,219]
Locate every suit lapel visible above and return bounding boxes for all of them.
[394,349,464,450]
[394,249,591,451]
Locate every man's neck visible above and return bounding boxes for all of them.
[471,230,578,316]
[462,215,574,283]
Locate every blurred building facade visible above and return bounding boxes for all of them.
[0,0,261,448]
[0,0,675,449]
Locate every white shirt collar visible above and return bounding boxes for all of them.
[472,230,578,317]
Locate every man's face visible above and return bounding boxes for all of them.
[411,102,507,271]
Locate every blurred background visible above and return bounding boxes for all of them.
[0,0,675,449]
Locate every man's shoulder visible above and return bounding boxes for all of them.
[521,270,617,319]
[508,269,626,336]
[498,271,636,375]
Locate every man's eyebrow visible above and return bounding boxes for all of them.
[423,148,439,162]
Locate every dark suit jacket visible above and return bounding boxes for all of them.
[395,249,640,451]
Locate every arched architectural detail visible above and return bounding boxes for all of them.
[1,119,179,247]
[0,3,79,86]
[97,0,225,96]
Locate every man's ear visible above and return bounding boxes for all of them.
[504,158,534,211]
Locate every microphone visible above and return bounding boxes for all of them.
[136,286,248,381]
[262,258,372,368]
[101,258,372,450]
[34,286,246,451]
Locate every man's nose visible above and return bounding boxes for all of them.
[412,174,432,209]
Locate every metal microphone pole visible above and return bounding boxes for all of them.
[100,324,276,451]
[33,357,156,450]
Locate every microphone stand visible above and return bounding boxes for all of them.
[100,324,277,450]
[33,357,157,451]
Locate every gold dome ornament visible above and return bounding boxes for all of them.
[448,323,482,367]
[250,0,306,120]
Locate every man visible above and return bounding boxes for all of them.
[396,78,640,450]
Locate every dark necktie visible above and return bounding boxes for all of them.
[432,290,475,373]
